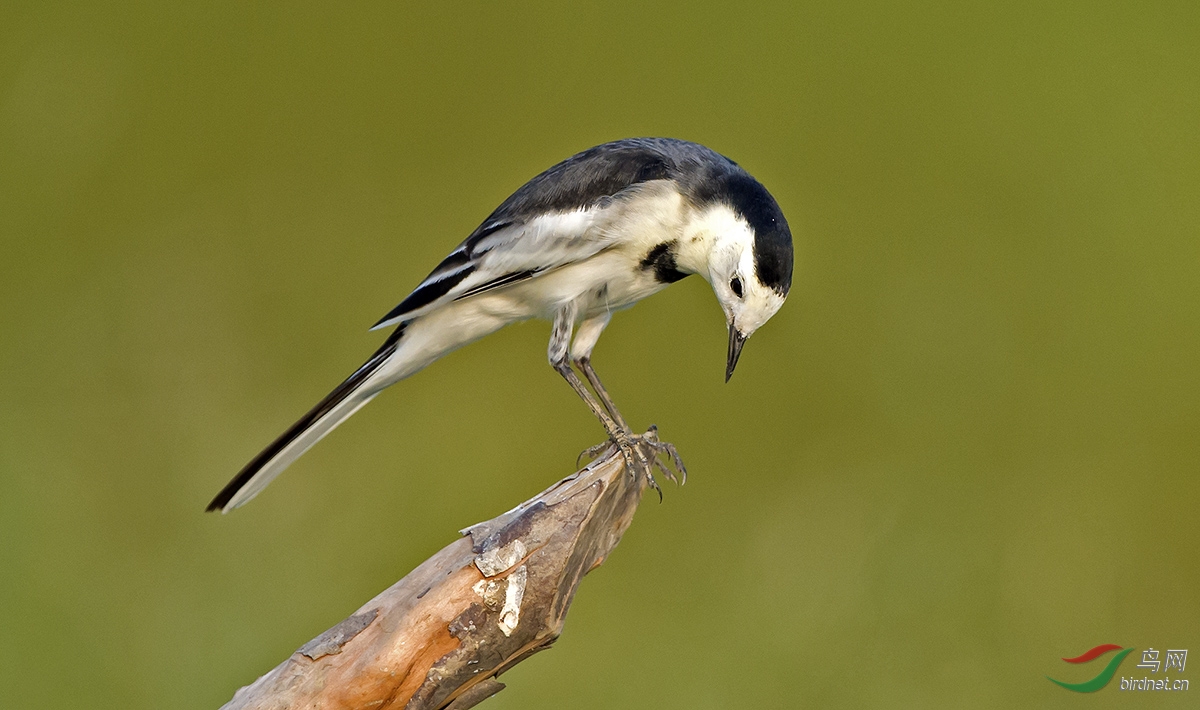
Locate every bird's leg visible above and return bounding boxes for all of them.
[567,312,686,489]
[574,356,630,433]
[573,356,685,484]
[567,312,635,467]
[551,361,658,494]
[550,305,656,489]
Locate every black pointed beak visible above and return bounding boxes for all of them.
[726,325,747,382]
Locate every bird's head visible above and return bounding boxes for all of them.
[690,172,793,381]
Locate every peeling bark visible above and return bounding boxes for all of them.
[218,444,648,710]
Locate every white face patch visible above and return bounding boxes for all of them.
[688,204,788,337]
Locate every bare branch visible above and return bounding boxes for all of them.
[219,444,648,710]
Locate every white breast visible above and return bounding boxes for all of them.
[524,184,692,320]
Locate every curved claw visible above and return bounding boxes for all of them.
[576,441,614,469]
[659,443,688,486]
[639,456,664,502]
[652,457,678,485]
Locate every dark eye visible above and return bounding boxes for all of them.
[730,276,744,298]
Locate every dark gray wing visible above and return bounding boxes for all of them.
[372,138,716,328]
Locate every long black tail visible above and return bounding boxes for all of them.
[206,325,406,512]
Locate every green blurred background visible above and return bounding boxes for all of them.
[2,2,1197,707]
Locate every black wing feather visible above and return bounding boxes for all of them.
[205,324,407,512]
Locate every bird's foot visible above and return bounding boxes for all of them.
[637,425,688,486]
[576,425,686,499]
[577,430,647,474]
[614,431,660,499]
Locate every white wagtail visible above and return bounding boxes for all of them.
[207,137,793,512]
